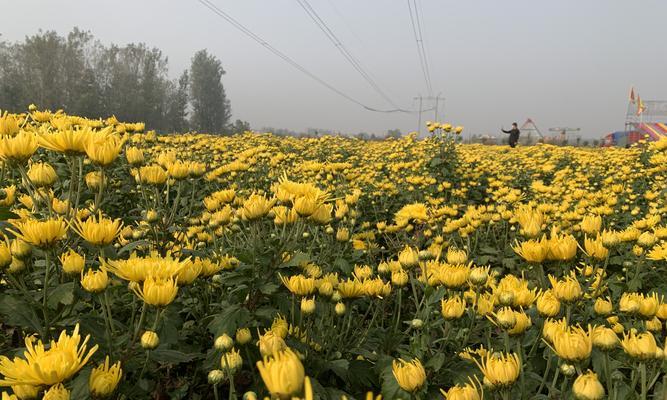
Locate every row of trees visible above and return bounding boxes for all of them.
[0,28,248,133]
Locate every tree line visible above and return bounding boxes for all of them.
[0,28,249,134]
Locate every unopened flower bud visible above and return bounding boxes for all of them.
[208,369,225,384]
[214,334,234,351]
[141,331,160,350]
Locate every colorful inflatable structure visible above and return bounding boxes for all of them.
[604,88,667,146]
[603,123,667,147]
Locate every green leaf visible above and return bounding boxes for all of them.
[207,303,250,336]
[282,251,310,268]
[377,355,403,400]
[48,282,76,308]
[117,240,150,257]
[333,258,352,275]
[425,353,445,372]
[347,359,377,389]
[259,282,279,295]
[0,206,18,221]
[0,294,42,332]
[69,366,91,400]
[327,359,349,381]
[149,349,202,364]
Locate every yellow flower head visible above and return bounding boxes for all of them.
[0,324,98,386]
[621,329,657,360]
[257,330,287,357]
[166,161,191,180]
[27,162,57,187]
[221,348,243,371]
[441,296,466,320]
[547,230,577,261]
[572,370,605,400]
[132,275,179,307]
[584,235,609,260]
[59,249,85,275]
[536,290,561,317]
[38,127,92,155]
[580,215,602,235]
[548,273,582,303]
[10,218,67,249]
[256,348,305,398]
[392,358,426,392]
[125,146,144,165]
[394,202,428,227]
[242,194,275,221]
[84,133,124,166]
[551,325,592,362]
[473,352,521,388]
[9,384,38,400]
[0,131,38,164]
[103,252,187,282]
[591,325,619,350]
[71,211,123,246]
[42,383,69,400]
[81,268,109,293]
[0,111,20,136]
[397,246,420,268]
[89,356,122,398]
[280,274,317,296]
[512,236,548,263]
[136,165,168,185]
[440,379,480,400]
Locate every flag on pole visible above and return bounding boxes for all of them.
[636,96,646,116]
[629,87,636,104]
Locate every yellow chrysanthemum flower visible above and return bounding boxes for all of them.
[0,324,98,386]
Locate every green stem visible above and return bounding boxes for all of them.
[94,167,105,212]
[394,288,403,333]
[516,339,525,400]
[133,303,147,342]
[104,290,115,335]
[536,356,551,394]
[42,251,52,338]
[640,362,647,400]
[603,352,612,389]
[100,293,113,350]
[549,365,560,396]
[222,351,236,400]
[138,350,150,380]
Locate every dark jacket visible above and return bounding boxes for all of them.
[502,128,520,143]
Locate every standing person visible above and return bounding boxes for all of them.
[502,123,521,148]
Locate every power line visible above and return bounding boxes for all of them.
[295,0,408,111]
[196,0,409,113]
[407,0,433,96]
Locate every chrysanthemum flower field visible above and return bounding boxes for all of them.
[1,108,667,399]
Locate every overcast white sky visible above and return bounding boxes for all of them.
[2,0,667,137]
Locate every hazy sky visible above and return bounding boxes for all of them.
[3,0,667,138]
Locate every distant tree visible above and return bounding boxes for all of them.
[0,29,246,133]
[0,39,26,110]
[62,28,102,117]
[165,70,189,132]
[385,128,402,138]
[139,47,169,130]
[20,31,66,110]
[227,119,251,134]
[189,50,231,133]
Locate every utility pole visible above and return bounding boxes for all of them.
[415,94,446,136]
[414,96,423,136]
[433,92,443,121]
